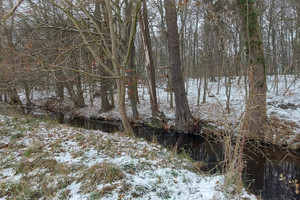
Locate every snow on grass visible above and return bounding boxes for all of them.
[0,114,256,199]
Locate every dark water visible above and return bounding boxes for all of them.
[67,116,300,200]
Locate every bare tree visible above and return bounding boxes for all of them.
[164,0,193,132]
[47,0,142,134]
[94,1,113,112]
[1,0,24,22]
[125,0,139,119]
[139,0,158,118]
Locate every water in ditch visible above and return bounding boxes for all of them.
[67,116,300,200]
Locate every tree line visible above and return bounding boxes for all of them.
[0,0,299,138]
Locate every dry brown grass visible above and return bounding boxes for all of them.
[264,117,299,146]
[24,142,44,157]
[295,134,300,143]
[2,158,77,199]
[80,162,125,193]
[98,184,118,196]
[185,161,206,173]
[15,157,73,175]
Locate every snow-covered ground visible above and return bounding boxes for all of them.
[75,75,300,149]
[18,75,300,148]
[0,114,256,199]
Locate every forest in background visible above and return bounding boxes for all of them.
[0,0,299,138]
[1,1,300,199]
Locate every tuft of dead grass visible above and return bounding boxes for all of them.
[0,179,43,199]
[80,162,125,193]
[98,184,118,197]
[184,161,206,174]
[15,159,58,174]
[24,142,44,157]
[15,157,74,175]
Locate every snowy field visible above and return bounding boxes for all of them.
[0,114,256,199]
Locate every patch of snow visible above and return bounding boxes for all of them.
[0,115,256,199]
[66,182,88,200]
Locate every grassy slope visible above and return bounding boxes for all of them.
[0,110,256,200]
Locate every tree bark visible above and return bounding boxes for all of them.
[100,67,113,112]
[127,40,139,118]
[94,2,113,112]
[139,0,158,118]
[105,0,134,135]
[125,0,139,119]
[24,81,32,106]
[164,0,193,132]
[237,0,267,138]
[74,74,85,108]
[56,81,64,99]
[9,87,25,114]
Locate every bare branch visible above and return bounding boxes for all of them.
[1,0,24,23]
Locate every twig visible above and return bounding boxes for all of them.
[1,0,24,23]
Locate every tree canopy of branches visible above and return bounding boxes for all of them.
[0,0,299,136]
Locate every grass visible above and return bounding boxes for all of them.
[24,142,44,157]
[0,109,256,199]
[80,162,124,190]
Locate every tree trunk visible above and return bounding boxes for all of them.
[100,61,113,112]
[127,40,139,118]
[139,0,158,118]
[197,77,202,106]
[54,69,65,99]
[296,2,300,74]
[125,0,139,119]
[74,74,85,108]
[24,81,32,106]
[105,0,134,135]
[69,53,86,108]
[237,0,267,138]
[164,0,193,132]
[56,81,64,99]
[100,78,113,112]
[94,1,113,112]
[65,82,82,108]
[9,87,25,114]
[4,94,8,103]
[202,69,207,104]
[117,74,134,135]
[271,26,279,95]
